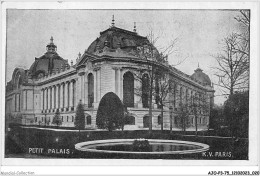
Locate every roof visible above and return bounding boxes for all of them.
[86,26,158,56]
[29,52,67,78]
[191,67,211,86]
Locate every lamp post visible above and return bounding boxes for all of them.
[169,106,173,134]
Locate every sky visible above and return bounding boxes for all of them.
[6,9,244,105]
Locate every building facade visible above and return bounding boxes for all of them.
[5,22,214,130]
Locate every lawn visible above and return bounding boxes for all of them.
[5,124,248,159]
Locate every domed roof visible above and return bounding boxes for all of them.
[29,37,68,79]
[191,66,211,86]
[86,26,159,57]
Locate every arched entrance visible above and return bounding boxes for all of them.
[143,115,149,128]
[123,71,134,107]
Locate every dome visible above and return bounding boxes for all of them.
[29,37,68,79]
[191,67,211,86]
[86,26,159,57]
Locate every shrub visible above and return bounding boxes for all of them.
[96,92,125,131]
[52,109,62,127]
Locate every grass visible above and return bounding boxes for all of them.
[5,124,248,159]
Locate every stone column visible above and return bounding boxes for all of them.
[52,86,55,111]
[69,81,73,109]
[93,71,97,103]
[81,75,85,104]
[64,82,68,109]
[44,88,47,111]
[119,68,123,100]
[84,75,88,106]
[97,69,101,101]
[23,90,27,110]
[56,85,59,111]
[48,87,51,110]
[113,67,121,96]
[41,89,43,110]
[92,67,101,108]
[76,77,81,104]
[73,81,76,107]
[60,84,64,109]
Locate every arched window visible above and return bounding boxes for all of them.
[173,84,177,108]
[125,116,135,125]
[123,71,134,107]
[180,86,183,107]
[191,91,193,105]
[186,89,188,104]
[86,115,92,125]
[88,73,94,108]
[142,73,149,108]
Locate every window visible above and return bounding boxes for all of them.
[142,74,149,108]
[88,73,94,108]
[67,116,69,122]
[158,115,162,125]
[86,115,91,125]
[72,116,74,122]
[123,71,135,107]
[143,115,149,128]
[125,116,135,125]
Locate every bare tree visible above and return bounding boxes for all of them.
[234,10,250,58]
[154,66,171,131]
[189,92,210,136]
[213,10,250,96]
[133,29,182,134]
[213,33,249,96]
[170,83,210,136]
[175,102,191,134]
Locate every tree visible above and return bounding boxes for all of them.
[234,10,250,59]
[213,10,250,96]
[223,91,249,138]
[175,103,191,134]
[133,29,183,134]
[52,109,62,127]
[96,92,125,131]
[154,68,171,131]
[74,100,85,139]
[189,92,210,136]
[209,105,225,132]
[213,33,249,96]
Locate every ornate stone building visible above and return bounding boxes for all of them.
[5,21,214,130]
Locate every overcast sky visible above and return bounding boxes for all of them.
[6,9,244,105]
